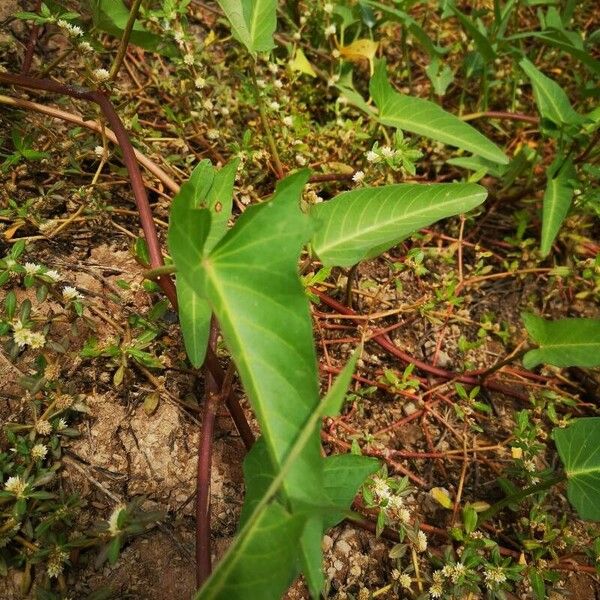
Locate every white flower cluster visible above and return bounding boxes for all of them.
[366,145,400,163]
[484,565,507,587]
[12,320,45,349]
[57,19,83,38]
[62,286,83,302]
[47,548,69,578]
[4,475,27,498]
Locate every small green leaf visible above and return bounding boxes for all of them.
[216,0,277,56]
[553,418,600,521]
[88,0,177,56]
[311,183,487,267]
[540,159,575,257]
[370,59,508,164]
[143,392,160,416]
[519,58,583,127]
[522,314,600,369]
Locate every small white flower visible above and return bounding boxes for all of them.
[31,444,48,461]
[44,269,61,282]
[295,154,307,166]
[324,2,334,13]
[56,418,68,431]
[24,262,41,276]
[240,195,251,205]
[62,286,83,302]
[28,331,46,349]
[324,24,336,36]
[484,566,507,587]
[206,129,220,140]
[268,63,279,74]
[293,31,301,41]
[194,76,206,89]
[450,563,466,583]
[273,79,284,89]
[4,475,27,498]
[381,145,395,158]
[398,507,411,523]
[57,19,69,30]
[79,41,93,53]
[352,170,365,183]
[399,573,412,590]
[256,79,267,88]
[416,530,428,552]
[269,100,281,111]
[524,459,536,472]
[332,48,341,58]
[203,98,214,110]
[173,30,184,43]
[429,582,443,598]
[47,549,69,578]
[283,116,293,127]
[366,150,379,163]
[67,24,83,37]
[183,53,195,65]
[36,420,52,436]
[13,327,31,348]
[92,68,110,82]
[94,145,105,158]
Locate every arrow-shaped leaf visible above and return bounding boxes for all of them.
[216,0,277,56]
[540,158,575,257]
[310,183,487,267]
[553,418,600,521]
[370,59,508,164]
[523,313,600,369]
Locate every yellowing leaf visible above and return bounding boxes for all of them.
[430,487,453,509]
[289,48,317,78]
[511,447,523,459]
[339,39,378,63]
[205,30,217,47]
[143,392,160,416]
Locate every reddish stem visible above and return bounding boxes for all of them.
[311,287,528,401]
[22,0,42,75]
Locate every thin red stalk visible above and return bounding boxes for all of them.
[196,320,221,586]
[22,0,42,75]
[311,287,529,401]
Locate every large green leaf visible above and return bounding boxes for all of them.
[553,419,600,521]
[522,314,600,369]
[87,0,177,56]
[519,58,583,127]
[197,501,306,600]
[177,170,326,594]
[310,183,487,267]
[370,59,508,164]
[216,0,277,55]
[168,160,238,366]
[540,159,575,257]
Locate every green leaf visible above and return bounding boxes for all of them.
[197,502,305,600]
[87,0,177,56]
[310,183,487,267]
[519,58,583,127]
[169,159,238,366]
[179,170,326,595]
[522,314,600,369]
[216,0,277,56]
[540,159,575,257]
[370,59,508,164]
[322,454,379,528]
[553,418,600,521]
